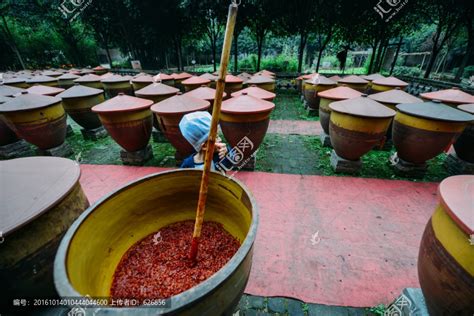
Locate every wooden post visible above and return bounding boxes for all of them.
[189,1,238,264]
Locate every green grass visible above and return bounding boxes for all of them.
[272,89,319,121]
[256,133,450,182]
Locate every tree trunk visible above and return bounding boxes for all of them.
[367,41,378,74]
[390,37,403,75]
[297,33,308,73]
[424,24,443,78]
[1,15,26,69]
[256,35,264,71]
[372,40,384,73]
[454,20,473,82]
[233,32,239,72]
[211,36,217,72]
[103,38,113,68]
[376,38,389,72]
[315,32,332,72]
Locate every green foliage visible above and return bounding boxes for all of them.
[368,304,387,316]
[393,66,423,77]
[239,53,298,72]
[452,65,474,78]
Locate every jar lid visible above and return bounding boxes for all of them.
[80,69,94,75]
[372,76,408,87]
[225,74,244,83]
[457,103,474,114]
[182,76,211,85]
[329,95,396,118]
[0,157,80,236]
[172,72,192,80]
[92,93,153,113]
[420,88,474,105]
[338,75,368,84]
[231,86,276,100]
[318,86,363,101]
[41,70,62,77]
[150,94,210,115]
[199,73,218,81]
[0,91,62,112]
[368,88,422,104]
[134,82,179,96]
[131,75,154,83]
[0,84,25,97]
[246,75,275,84]
[57,73,80,80]
[327,75,342,82]
[26,75,57,84]
[184,86,226,100]
[438,175,474,234]
[3,77,26,84]
[26,85,65,96]
[74,74,102,83]
[57,84,104,99]
[361,73,385,81]
[0,95,12,104]
[93,65,107,71]
[304,74,337,86]
[396,100,474,122]
[221,93,275,114]
[153,73,174,81]
[100,74,132,83]
[297,73,317,80]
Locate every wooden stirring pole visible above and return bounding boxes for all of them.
[189,1,238,264]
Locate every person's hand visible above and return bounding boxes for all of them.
[215,142,228,159]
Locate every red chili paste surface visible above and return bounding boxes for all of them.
[110,221,240,301]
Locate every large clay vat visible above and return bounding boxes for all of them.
[151,94,210,157]
[245,75,275,92]
[42,70,62,78]
[371,76,408,93]
[318,86,362,135]
[224,75,244,98]
[57,73,80,89]
[337,75,368,92]
[199,73,218,88]
[0,157,89,310]
[220,93,275,165]
[392,100,473,164]
[172,72,193,91]
[296,73,317,95]
[92,93,153,152]
[101,75,134,97]
[57,84,105,130]
[131,75,154,91]
[0,95,18,146]
[54,169,258,315]
[74,74,103,89]
[368,88,422,140]
[453,104,474,162]
[0,92,67,150]
[418,175,474,315]
[93,66,108,75]
[153,73,175,87]
[26,75,58,87]
[420,87,474,107]
[182,76,211,92]
[303,75,337,111]
[329,95,396,160]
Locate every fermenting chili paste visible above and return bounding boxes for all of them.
[110,221,240,302]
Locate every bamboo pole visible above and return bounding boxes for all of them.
[189,1,238,264]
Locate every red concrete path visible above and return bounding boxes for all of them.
[268,120,322,136]
[79,164,438,307]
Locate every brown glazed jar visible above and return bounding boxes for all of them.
[418,175,474,315]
